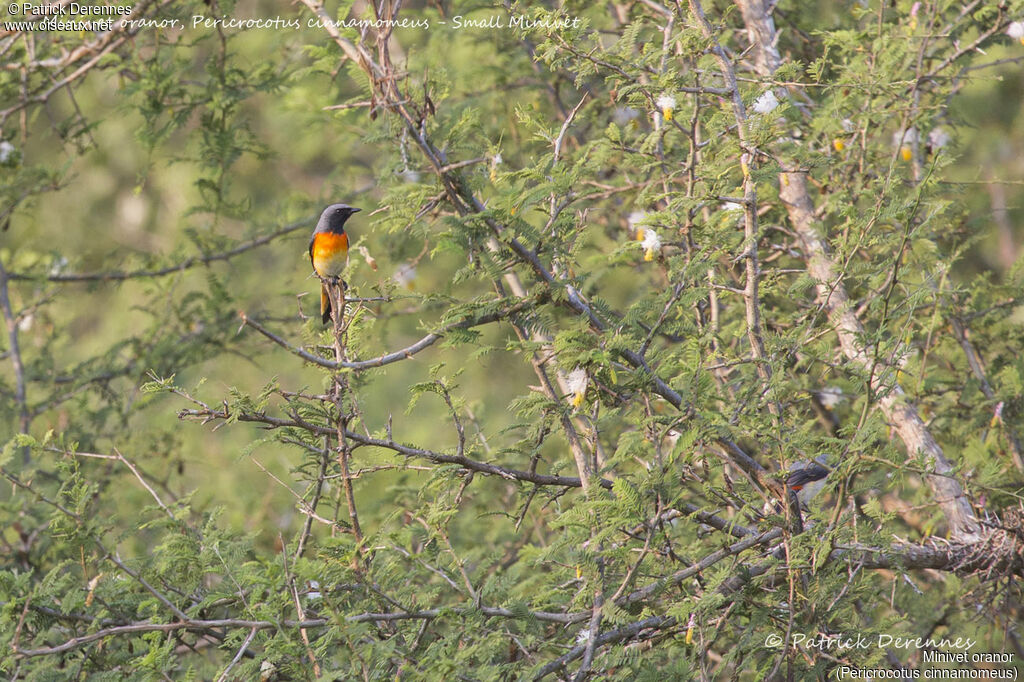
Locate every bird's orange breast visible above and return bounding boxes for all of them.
[312,231,349,278]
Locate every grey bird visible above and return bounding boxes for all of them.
[786,454,831,506]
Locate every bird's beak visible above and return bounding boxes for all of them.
[350,207,362,213]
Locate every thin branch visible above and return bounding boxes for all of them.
[1,0,175,124]
[239,295,540,370]
[532,615,674,680]
[553,94,588,162]
[682,0,777,419]
[178,402,614,491]
[617,527,783,609]
[949,315,1024,472]
[13,618,323,658]
[14,605,580,659]
[113,448,173,519]
[215,627,258,682]
[9,219,309,282]
[0,257,29,463]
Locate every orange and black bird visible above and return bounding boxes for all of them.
[309,203,359,325]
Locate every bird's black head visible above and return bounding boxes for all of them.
[317,203,361,233]
[785,455,830,489]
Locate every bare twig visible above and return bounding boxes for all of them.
[10,219,309,283]
[239,294,540,371]
[113,448,172,519]
[215,627,258,682]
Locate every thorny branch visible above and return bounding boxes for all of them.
[731,0,982,543]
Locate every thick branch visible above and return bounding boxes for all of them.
[779,173,979,541]
[532,615,674,680]
[733,0,980,542]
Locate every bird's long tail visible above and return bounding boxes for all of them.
[321,283,331,325]
[321,281,346,326]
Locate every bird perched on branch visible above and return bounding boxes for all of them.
[309,203,359,325]
[761,454,831,523]
[786,454,831,507]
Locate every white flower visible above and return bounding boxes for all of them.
[393,263,417,291]
[627,210,648,239]
[49,256,69,277]
[612,106,640,125]
[566,368,588,408]
[841,118,855,133]
[492,153,503,166]
[489,153,503,182]
[576,628,591,645]
[893,128,918,161]
[992,401,1005,427]
[0,141,15,163]
[752,90,779,114]
[928,127,951,150]
[1007,21,1024,43]
[656,93,676,121]
[817,387,845,410]
[893,127,918,146]
[641,230,662,261]
[17,314,33,333]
